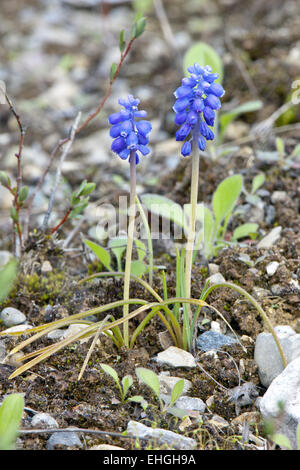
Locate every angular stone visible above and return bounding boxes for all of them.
[259,357,300,449]
[266,261,279,276]
[257,226,282,249]
[127,420,197,450]
[254,325,300,387]
[175,396,206,413]
[196,330,237,352]
[156,346,196,368]
[158,373,192,396]
[31,413,59,429]
[46,431,83,450]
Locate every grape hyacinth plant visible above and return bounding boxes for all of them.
[109,95,152,347]
[173,64,225,315]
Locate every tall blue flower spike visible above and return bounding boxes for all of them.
[108,95,152,164]
[173,64,225,156]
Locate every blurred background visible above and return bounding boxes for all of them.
[0,0,299,245]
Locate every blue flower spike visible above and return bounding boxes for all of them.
[173,64,225,156]
[108,95,152,164]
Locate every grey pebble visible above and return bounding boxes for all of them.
[197,330,237,352]
[0,307,26,327]
[254,325,300,387]
[126,421,196,450]
[46,431,83,450]
[31,413,59,429]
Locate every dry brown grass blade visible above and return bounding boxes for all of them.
[5,299,148,356]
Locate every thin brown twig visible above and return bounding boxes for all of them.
[23,35,137,241]
[42,112,81,231]
[5,93,26,255]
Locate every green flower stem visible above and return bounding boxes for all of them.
[136,195,154,286]
[201,282,287,368]
[123,152,137,347]
[185,125,200,317]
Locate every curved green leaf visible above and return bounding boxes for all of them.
[232,223,258,241]
[212,174,243,228]
[183,42,223,83]
[84,239,112,271]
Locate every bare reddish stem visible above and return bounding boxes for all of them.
[50,208,72,234]
[5,93,25,253]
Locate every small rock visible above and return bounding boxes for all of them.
[0,307,26,327]
[31,413,59,429]
[207,415,229,429]
[1,324,33,334]
[46,431,83,450]
[227,382,259,414]
[208,263,219,275]
[0,341,6,362]
[175,396,206,413]
[126,420,197,450]
[270,284,286,296]
[7,352,24,367]
[47,329,65,341]
[0,251,13,268]
[265,205,276,225]
[178,416,193,432]
[254,325,300,387]
[207,273,225,285]
[231,411,261,427]
[156,346,196,368]
[206,395,215,408]
[41,261,52,273]
[90,444,125,450]
[158,373,192,396]
[210,321,221,334]
[271,191,287,203]
[62,324,91,343]
[158,330,173,350]
[257,226,282,249]
[197,330,237,352]
[266,261,279,276]
[251,286,270,299]
[259,356,300,449]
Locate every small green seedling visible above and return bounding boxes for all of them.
[135,367,185,414]
[85,237,148,278]
[69,179,96,219]
[100,363,146,407]
[0,393,24,450]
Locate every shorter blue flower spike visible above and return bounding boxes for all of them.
[173,64,225,156]
[108,95,152,163]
